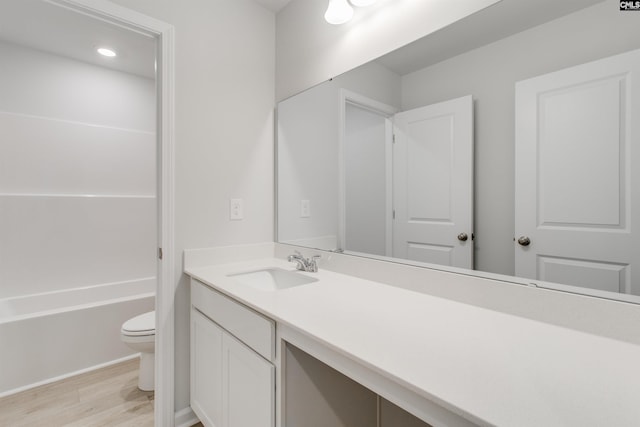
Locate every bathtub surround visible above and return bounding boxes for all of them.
[0,38,158,396]
[0,40,157,299]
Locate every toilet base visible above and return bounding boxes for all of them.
[137,351,155,391]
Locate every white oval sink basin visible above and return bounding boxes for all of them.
[227,268,318,291]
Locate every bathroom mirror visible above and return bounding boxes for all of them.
[277,0,640,302]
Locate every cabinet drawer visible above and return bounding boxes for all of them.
[191,278,275,361]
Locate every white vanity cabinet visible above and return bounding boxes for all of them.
[190,279,275,427]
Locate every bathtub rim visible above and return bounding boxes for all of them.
[0,290,155,397]
[0,277,156,324]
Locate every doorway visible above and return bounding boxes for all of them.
[339,90,474,269]
[0,0,174,425]
[343,102,394,256]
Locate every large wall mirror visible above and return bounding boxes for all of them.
[277,0,640,303]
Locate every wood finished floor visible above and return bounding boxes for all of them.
[0,358,157,426]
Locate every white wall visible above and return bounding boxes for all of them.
[0,41,156,298]
[108,0,276,412]
[276,0,501,100]
[401,0,640,276]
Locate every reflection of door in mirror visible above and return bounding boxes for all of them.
[393,96,474,269]
[341,92,474,269]
[515,48,640,295]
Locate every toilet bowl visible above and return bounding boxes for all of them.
[121,310,155,391]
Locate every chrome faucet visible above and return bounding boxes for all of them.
[287,251,320,272]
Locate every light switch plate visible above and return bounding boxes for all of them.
[230,198,243,220]
[301,199,310,218]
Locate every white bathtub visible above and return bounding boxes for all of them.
[0,278,155,397]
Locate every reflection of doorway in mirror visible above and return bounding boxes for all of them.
[344,103,392,256]
[340,91,474,269]
[515,48,640,295]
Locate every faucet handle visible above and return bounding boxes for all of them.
[288,250,302,261]
[308,255,321,272]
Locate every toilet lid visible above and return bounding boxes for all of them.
[122,311,155,336]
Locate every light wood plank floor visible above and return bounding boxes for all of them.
[0,358,155,426]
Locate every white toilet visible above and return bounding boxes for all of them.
[121,311,155,391]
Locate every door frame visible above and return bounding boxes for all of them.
[47,1,175,425]
[338,89,398,255]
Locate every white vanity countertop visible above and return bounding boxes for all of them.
[186,257,640,427]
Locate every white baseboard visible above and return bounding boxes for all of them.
[175,406,199,427]
[0,354,139,399]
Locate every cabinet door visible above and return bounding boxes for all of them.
[222,333,275,427]
[191,308,223,427]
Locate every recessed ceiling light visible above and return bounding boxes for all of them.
[97,47,117,57]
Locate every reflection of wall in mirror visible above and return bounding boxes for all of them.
[278,0,640,280]
[399,1,640,276]
[277,61,400,250]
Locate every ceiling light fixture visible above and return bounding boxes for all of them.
[324,0,354,25]
[97,47,117,57]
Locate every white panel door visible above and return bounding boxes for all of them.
[393,95,474,268]
[223,332,275,427]
[515,48,640,295]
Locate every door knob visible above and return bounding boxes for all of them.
[457,233,468,242]
[517,236,531,246]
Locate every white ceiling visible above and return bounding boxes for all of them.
[0,0,604,81]
[376,0,605,76]
[252,0,294,13]
[0,0,291,79]
[0,0,156,79]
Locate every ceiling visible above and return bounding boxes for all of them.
[0,0,156,78]
[0,0,604,81]
[376,0,605,76]
[0,0,291,78]
[253,0,293,12]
